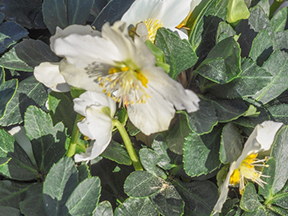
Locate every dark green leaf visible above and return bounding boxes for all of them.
[151,134,177,170]
[216,21,236,43]
[249,30,273,66]
[43,0,94,34]
[0,69,18,119]
[236,6,274,56]
[0,0,45,29]
[150,183,184,216]
[258,158,276,199]
[271,194,288,210]
[139,148,166,179]
[92,0,135,30]
[271,7,288,32]
[48,91,76,135]
[155,28,198,80]
[209,58,272,99]
[0,180,32,208]
[188,0,229,60]
[253,50,288,104]
[77,164,90,183]
[0,129,39,181]
[267,206,288,216]
[241,183,262,212]
[63,177,101,215]
[43,157,78,216]
[24,106,66,173]
[19,183,45,216]
[0,76,47,126]
[241,208,266,216]
[94,201,113,216]
[124,171,162,197]
[0,21,28,54]
[0,207,21,216]
[166,113,191,154]
[183,127,221,177]
[173,180,218,216]
[101,140,132,165]
[15,39,60,68]
[220,123,242,164]
[271,125,288,194]
[256,0,270,16]
[0,45,33,71]
[213,98,248,122]
[114,197,158,216]
[179,98,218,135]
[196,37,241,84]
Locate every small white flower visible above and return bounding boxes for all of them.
[73,91,116,163]
[212,121,283,215]
[121,0,201,42]
[50,21,199,135]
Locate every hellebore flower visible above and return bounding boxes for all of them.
[47,21,199,135]
[73,91,116,162]
[212,121,283,215]
[121,0,201,42]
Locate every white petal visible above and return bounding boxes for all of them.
[212,162,238,214]
[34,62,71,92]
[142,66,200,112]
[59,60,102,92]
[121,0,163,25]
[256,121,283,151]
[174,29,189,40]
[74,138,111,162]
[77,105,112,140]
[127,88,175,135]
[50,25,101,53]
[73,91,116,117]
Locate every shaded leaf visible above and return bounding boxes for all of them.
[0,206,21,216]
[0,76,47,126]
[271,125,288,194]
[43,157,78,216]
[240,183,262,212]
[114,197,157,216]
[183,127,221,177]
[19,183,45,216]
[0,21,28,54]
[43,0,94,34]
[196,37,241,84]
[77,164,90,183]
[101,140,132,166]
[173,180,218,216]
[124,171,162,198]
[150,183,184,216]
[216,21,236,43]
[220,123,242,164]
[94,201,113,216]
[24,106,66,173]
[155,28,198,80]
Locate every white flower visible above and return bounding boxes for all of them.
[34,61,71,92]
[212,121,283,215]
[73,91,116,162]
[50,21,199,135]
[121,0,201,42]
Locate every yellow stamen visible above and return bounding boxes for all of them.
[135,72,148,88]
[144,18,164,42]
[109,68,118,74]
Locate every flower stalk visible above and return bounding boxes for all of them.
[67,114,82,157]
[112,119,143,171]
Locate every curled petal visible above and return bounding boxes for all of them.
[34,62,71,92]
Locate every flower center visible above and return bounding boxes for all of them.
[229,153,269,194]
[144,18,163,42]
[95,65,150,106]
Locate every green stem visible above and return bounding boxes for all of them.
[112,119,143,171]
[269,0,285,19]
[67,114,82,157]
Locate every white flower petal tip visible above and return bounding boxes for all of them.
[212,121,283,215]
[121,0,193,42]
[73,91,116,162]
[34,62,71,92]
[256,121,283,151]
